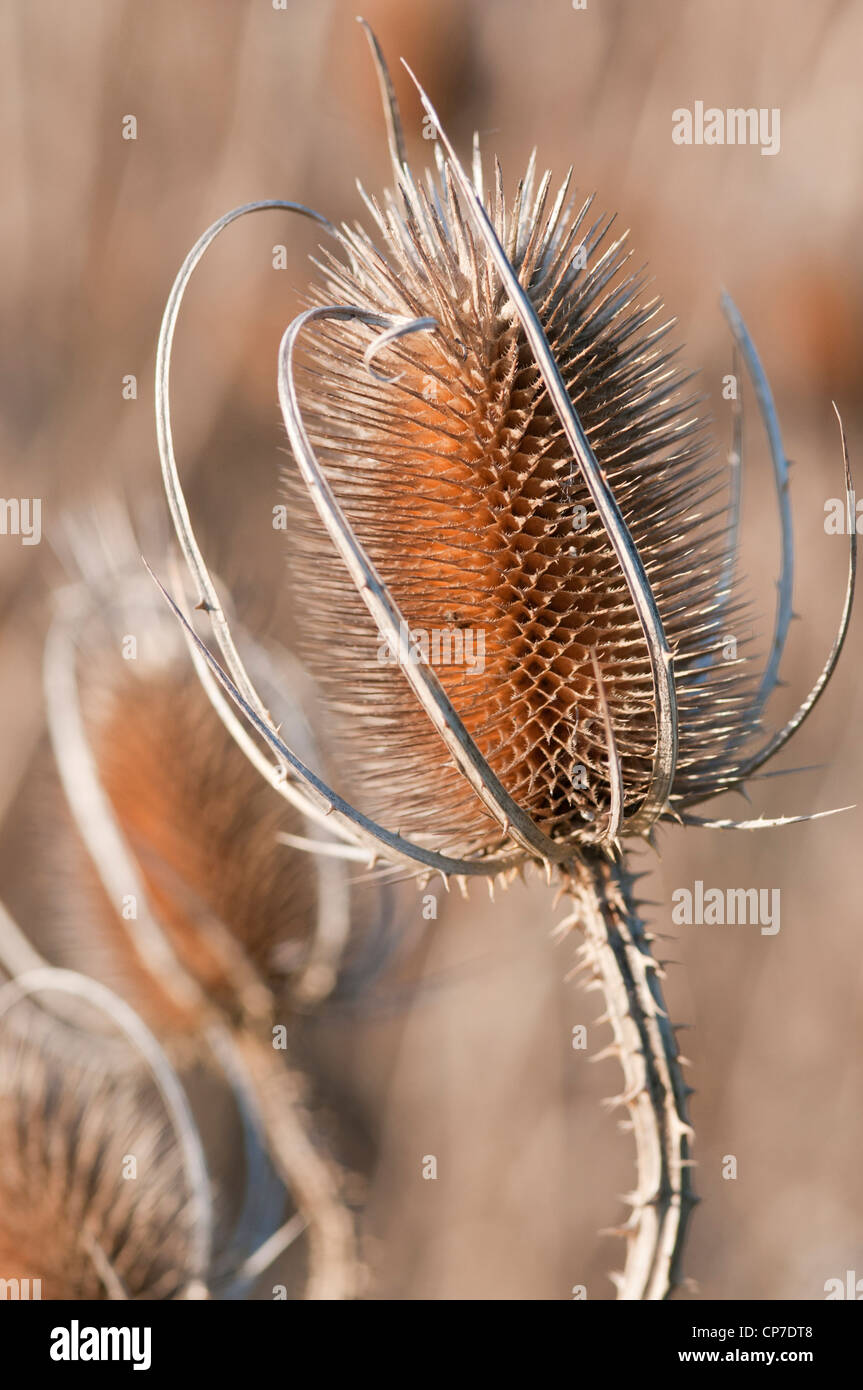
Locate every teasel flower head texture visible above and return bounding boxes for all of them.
[152,21,856,1299]
[0,1011,202,1301]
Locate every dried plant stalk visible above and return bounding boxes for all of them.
[559,861,694,1298]
[230,1030,360,1301]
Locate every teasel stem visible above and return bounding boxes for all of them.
[561,856,695,1300]
[230,1028,361,1301]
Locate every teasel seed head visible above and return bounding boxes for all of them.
[22,529,368,1300]
[279,41,854,872]
[152,29,853,884]
[0,1016,201,1299]
[288,167,752,861]
[36,527,368,1031]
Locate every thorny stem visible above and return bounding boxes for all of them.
[563,856,696,1300]
[231,1029,361,1301]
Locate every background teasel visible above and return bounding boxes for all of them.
[1,0,862,1304]
[0,530,382,1299]
[0,1019,200,1300]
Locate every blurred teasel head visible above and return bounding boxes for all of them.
[152,20,856,1299]
[0,1000,204,1300]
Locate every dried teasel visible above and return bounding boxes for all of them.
[150,21,856,1299]
[2,522,372,1300]
[43,512,360,1026]
[0,941,208,1300]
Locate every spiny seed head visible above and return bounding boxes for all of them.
[285,120,759,862]
[40,534,342,1027]
[151,28,849,878]
[0,1027,194,1298]
[91,666,316,1019]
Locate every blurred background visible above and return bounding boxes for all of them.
[0,0,861,1299]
